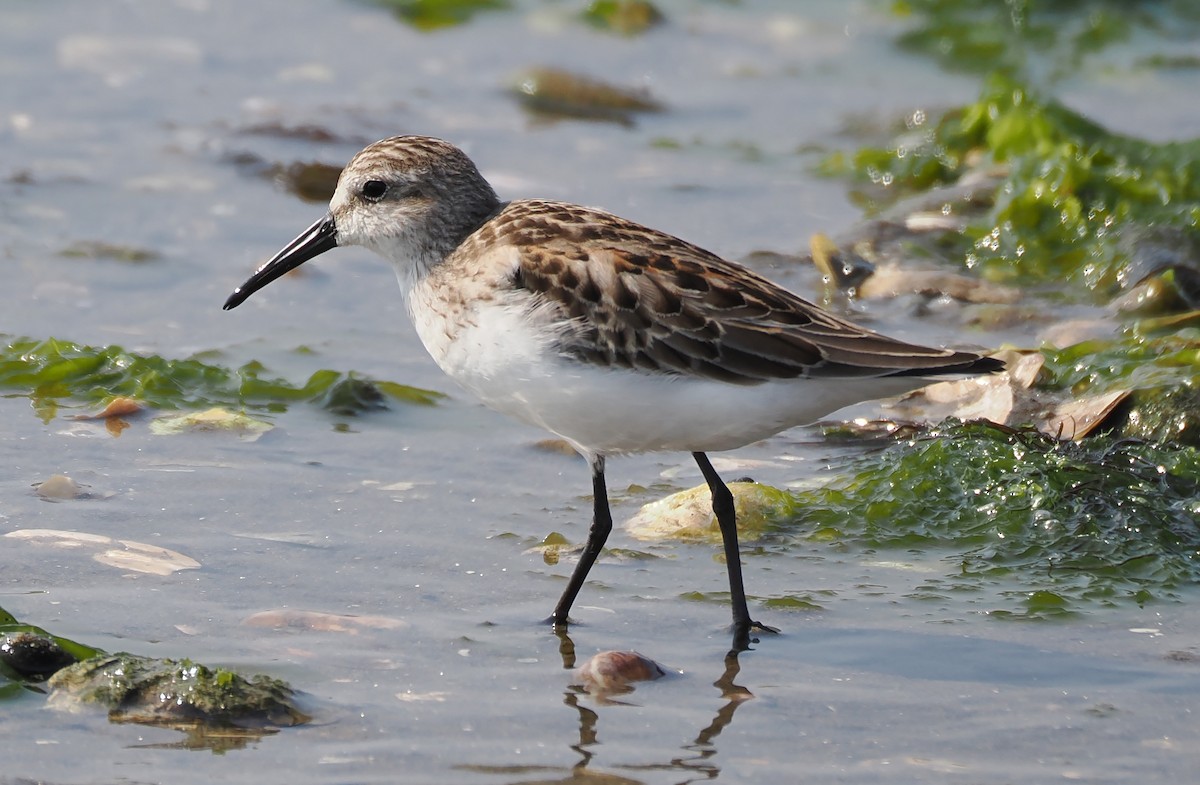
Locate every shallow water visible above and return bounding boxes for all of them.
[4,1,1200,783]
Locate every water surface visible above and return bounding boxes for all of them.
[3,2,1200,783]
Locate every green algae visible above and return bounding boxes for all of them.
[787,422,1200,612]
[890,0,1200,77]
[0,336,443,420]
[1036,324,1200,444]
[581,0,663,36]
[822,74,1200,298]
[832,1,1200,304]
[369,0,509,30]
[821,6,1200,448]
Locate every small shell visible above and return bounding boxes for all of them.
[575,650,667,695]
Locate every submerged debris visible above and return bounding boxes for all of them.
[269,161,342,203]
[72,396,144,421]
[512,67,662,125]
[242,609,408,634]
[58,240,161,263]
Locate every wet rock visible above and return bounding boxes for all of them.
[0,632,78,680]
[239,121,345,143]
[48,653,309,729]
[625,481,795,541]
[34,474,83,500]
[149,407,272,441]
[91,540,202,575]
[804,166,1008,271]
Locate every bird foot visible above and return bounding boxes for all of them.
[730,619,779,651]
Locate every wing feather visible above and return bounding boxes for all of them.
[488,200,998,384]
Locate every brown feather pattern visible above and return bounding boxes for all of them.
[476,200,996,385]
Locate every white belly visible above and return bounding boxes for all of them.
[405,280,927,458]
[457,358,919,456]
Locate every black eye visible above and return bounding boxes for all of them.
[361,180,388,200]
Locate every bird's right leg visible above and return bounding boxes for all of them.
[550,455,612,626]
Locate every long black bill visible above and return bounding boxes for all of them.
[223,213,338,310]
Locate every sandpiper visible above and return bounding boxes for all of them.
[225,135,1002,648]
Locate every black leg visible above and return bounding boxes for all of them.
[550,455,612,626]
[693,452,776,649]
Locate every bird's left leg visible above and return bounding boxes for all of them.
[693,452,778,649]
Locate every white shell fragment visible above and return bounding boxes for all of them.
[5,529,200,575]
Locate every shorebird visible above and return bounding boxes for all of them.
[224,135,1001,648]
